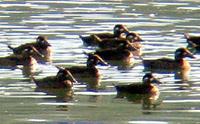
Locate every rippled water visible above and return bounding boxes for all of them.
[1,0,200,124]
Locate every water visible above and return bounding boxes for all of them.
[1,0,200,123]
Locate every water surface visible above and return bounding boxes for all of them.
[1,0,200,124]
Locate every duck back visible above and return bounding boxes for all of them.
[143,58,180,70]
[80,33,114,46]
[95,49,132,60]
[115,83,153,94]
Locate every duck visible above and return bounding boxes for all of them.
[143,48,195,71]
[0,46,42,76]
[92,32,142,50]
[8,35,52,63]
[32,68,76,89]
[0,46,40,68]
[80,24,129,46]
[57,53,108,89]
[94,40,136,66]
[115,73,161,95]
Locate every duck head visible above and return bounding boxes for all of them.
[57,68,77,84]
[113,24,129,37]
[87,54,108,67]
[126,32,143,42]
[175,48,195,60]
[36,35,51,48]
[142,73,162,85]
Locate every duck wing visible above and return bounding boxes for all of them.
[65,66,88,74]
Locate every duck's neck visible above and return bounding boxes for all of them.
[175,57,184,63]
[113,31,121,38]
[175,57,191,69]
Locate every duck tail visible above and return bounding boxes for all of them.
[79,35,83,39]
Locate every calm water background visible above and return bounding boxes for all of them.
[1,0,200,124]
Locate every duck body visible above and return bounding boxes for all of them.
[115,83,158,94]
[95,48,133,61]
[80,33,116,46]
[33,76,71,89]
[65,66,100,78]
[64,54,107,78]
[143,58,190,71]
[80,24,129,46]
[8,35,52,62]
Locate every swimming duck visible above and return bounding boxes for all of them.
[57,54,108,88]
[0,46,40,68]
[115,73,161,95]
[80,24,129,46]
[8,35,52,62]
[143,48,195,71]
[32,68,76,89]
[92,32,142,50]
[184,33,200,48]
[94,40,136,66]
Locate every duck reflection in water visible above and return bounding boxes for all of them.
[115,73,162,113]
[35,88,73,103]
[57,53,108,91]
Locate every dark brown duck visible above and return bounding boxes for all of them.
[115,73,161,95]
[32,68,76,89]
[143,48,195,71]
[8,35,52,62]
[80,24,129,46]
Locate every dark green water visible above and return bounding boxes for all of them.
[1,0,200,124]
